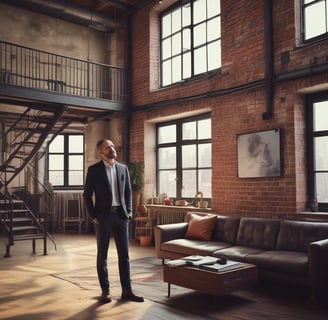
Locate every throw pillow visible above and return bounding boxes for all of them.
[185,213,217,241]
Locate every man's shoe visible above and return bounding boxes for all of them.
[121,290,144,302]
[99,292,112,303]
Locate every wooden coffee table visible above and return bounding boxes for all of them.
[163,262,257,297]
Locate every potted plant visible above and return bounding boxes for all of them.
[127,161,145,214]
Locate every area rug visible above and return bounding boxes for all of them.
[51,257,192,301]
[51,257,328,320]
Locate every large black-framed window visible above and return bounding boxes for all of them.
[160,0,221,87]
[306,93,328,211]
[48,133,84,189]
[302,0,328,43]
[156,114,212,203]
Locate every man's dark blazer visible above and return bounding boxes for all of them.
[83,160,133,220]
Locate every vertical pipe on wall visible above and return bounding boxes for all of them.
[0,120,5,164]
[262,0,274,120]
[123,11,132,163]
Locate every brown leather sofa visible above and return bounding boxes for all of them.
[154,212,328,299]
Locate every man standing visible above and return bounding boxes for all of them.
[83,139,144,303]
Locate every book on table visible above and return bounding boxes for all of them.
[184,256,218,266]
[165,259,189,267]
[166,255,219,268]
[199,260,243,272]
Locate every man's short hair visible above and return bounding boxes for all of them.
[97,139,106,149]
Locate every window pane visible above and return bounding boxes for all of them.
[194,0,206,24]
[198,143,211,167]
[208,40,221,70]
[159,170,177,197]
[314,137,328,170]
[49,155,64,170]
[182,145,196,167]
[172,7,181,33]
[207,0,220,18]
[158,147,176,169]
[182,2,191,26]
[182,170,197,197]
[316,172,328,203]
[69,171,84,185]
[199,169,212,197]
[161,0,221,85]
[198,118,211,139]
[182,28,191,52]
[183,52,191,78]
[207,17,220,42]
[158,124,176,143]
[172,55,182,83]
[157,116,211,200]
[162,38,172,60]
[162,13,171,38]
[194,22,206,47]
[194,46,207,75]
[172,32,182,55]
[49,135,64,152]
[314,101,328,131]
[69,155,84,170]
[49,171,64,186]
[183,121,196,140]
[162,59,172,86]
[48,133,84,188]
[304,2,326,40]
[69,135,83,153]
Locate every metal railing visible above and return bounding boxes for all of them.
[0,40,128,103]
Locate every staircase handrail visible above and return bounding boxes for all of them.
[10,190,57,252]
[25,164,57,250]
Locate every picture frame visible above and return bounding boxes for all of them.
[237,129,281,178]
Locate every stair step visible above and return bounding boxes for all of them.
[2,209,30,215]
[13,233,45,241]
[11,141,37,147]
[11,155,25,160]
[5,217,32,223]
[12,226,39,232]
[14,127,46,133]
[0,167,16,172]
[12,209,30,213]
[0,200,24,204]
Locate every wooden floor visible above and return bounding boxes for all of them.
[0,233,198,320]
[0,233,327,320]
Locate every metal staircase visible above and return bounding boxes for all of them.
[0,103,68,257]
[0,104,67,188]
[0,192,48,257]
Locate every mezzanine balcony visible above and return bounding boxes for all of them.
[0,40,128,111]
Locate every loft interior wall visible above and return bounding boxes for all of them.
[0,2,128,190]
[127,0,328,216]
[0,2,108,63]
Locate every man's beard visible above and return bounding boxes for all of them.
[105,152,116,159]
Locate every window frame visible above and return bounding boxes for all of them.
[306,92,328,212]
[302,0,328,44]
[160,0,221,87]
[47,133,85,190]
[156,113,212,205]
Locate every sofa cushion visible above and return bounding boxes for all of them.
[161,239,233,257]
[276,220,328,252]
[212,215,240,243]
[185,213,217,241]
[236,217,281,249]
[246,250,308,275]
[213,246,265,262]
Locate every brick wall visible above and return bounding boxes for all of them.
[128,0,328,217]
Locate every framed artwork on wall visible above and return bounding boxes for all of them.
[237,129,281,178]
